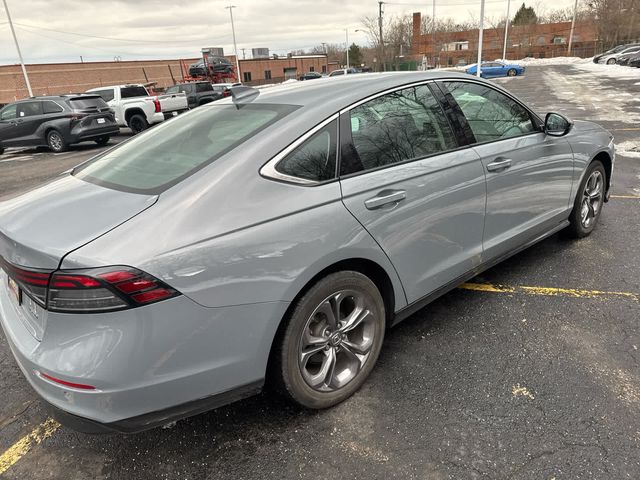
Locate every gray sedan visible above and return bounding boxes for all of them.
[0,72,614,433]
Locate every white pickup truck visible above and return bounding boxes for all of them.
[86,84,189,134]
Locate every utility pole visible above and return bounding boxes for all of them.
[321,42,327,54]
[502,0,511,60]
[378,1,385,71]
[2,0,32,97]
[477,0,485,77]
[432,0,437,68]
[345,29,350,69]
[226,6,242,81]
[567,0,579,56]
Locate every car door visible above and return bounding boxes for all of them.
[6,101,44,146]
[339,83,486,304]
[439,80,575,262]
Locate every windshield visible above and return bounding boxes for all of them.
[73,103,299,194]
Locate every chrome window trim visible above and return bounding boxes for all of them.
[339,79,437,115]
[260,113,339,186]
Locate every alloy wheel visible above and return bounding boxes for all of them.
[48,132,63,151]
[580,170,603,229]
[298,290,377,392]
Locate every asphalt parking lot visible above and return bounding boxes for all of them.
[1,64,639,479]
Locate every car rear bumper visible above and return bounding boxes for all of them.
[70,125,120,143]
[0,268,289,430]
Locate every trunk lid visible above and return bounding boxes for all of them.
[0,175,156,340]
[0,174,157,270]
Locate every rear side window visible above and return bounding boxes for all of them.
[74,104,299,194]
[341,85,457,175]
[196,83,213,93]
[121,86,149,98]
[165,85,179,95]
[43,101,63,114]
[275,120,338,182]
[67,97,108,110]
[92,89,115,102]
[16,102,43,118]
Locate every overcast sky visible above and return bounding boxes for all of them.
[0,0,577,64]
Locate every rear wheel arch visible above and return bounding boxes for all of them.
[124,108,145,124]
[265,258,397,380]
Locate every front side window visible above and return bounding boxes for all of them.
[341,85,457,175]
[74,104,299,194]
[0,104,17,120]
[16,102,43,118]
[443,81,536,143]
[275,120,337,182]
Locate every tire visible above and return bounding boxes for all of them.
[507,68,517,76]
[606,58,616,65]
[95,136,110,146]
[0,146,4,156]
[566,160,606,238]
[46,130,67,153]
[273,271,386,409]
[127,114,148,134]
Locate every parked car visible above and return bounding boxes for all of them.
[87,84,188,133]
[299,72,323,80]
[0,72,614,433]
[328,68,359,76]
[465,61,525,78]
[165,81,223,109]
[0,95,119,154]
[616,50,640,66]
[188,57,234,76]
[211,82,242,98]
[593,43,640,63]
[597,46,640,64]
[628,53,640,67]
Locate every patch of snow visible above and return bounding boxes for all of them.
[515,56,590,66]
[256,78,299,90]
[572,61,640,80]
[616,140,640,158]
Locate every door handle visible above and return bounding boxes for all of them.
[364,190,406,210]
[486,158,512,172]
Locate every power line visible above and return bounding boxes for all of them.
[12,21,230,45]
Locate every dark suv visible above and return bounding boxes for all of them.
[0,95,119,154]
[165,82,223,108]
[188,57,234,77]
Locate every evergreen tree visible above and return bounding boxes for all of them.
[512,3,538,25]
[348,43,363,67]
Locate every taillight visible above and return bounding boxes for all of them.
[69,113,88,123]
[47,266,180,313]
[0,258,51,306]
[222,90,231,98]
[153,98,161,113]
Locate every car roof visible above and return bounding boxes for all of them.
[254,71,472,109]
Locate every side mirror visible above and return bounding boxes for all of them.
[544,112,573,137]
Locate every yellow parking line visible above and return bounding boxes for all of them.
[0,419,60,475]
[610,195,640,199]
[460,282,638,301]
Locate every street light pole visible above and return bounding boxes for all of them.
[378,1,385,71]
[345,29,350,69]
[477,0,485,77]
[2,0,32,97]
[502,0,511,60]
[567,0,578,56]
[432,0,437,68]
[225,5,241,82]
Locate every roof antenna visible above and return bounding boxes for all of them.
[231,86,259,108]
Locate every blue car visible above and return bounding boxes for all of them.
[466,61,525,78]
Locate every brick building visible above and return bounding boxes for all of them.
[0,54,329,104]
[411,12,597,67]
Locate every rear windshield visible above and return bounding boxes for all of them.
[73,103,299,194]
[121,86,149,98]
[67,97,108,110]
